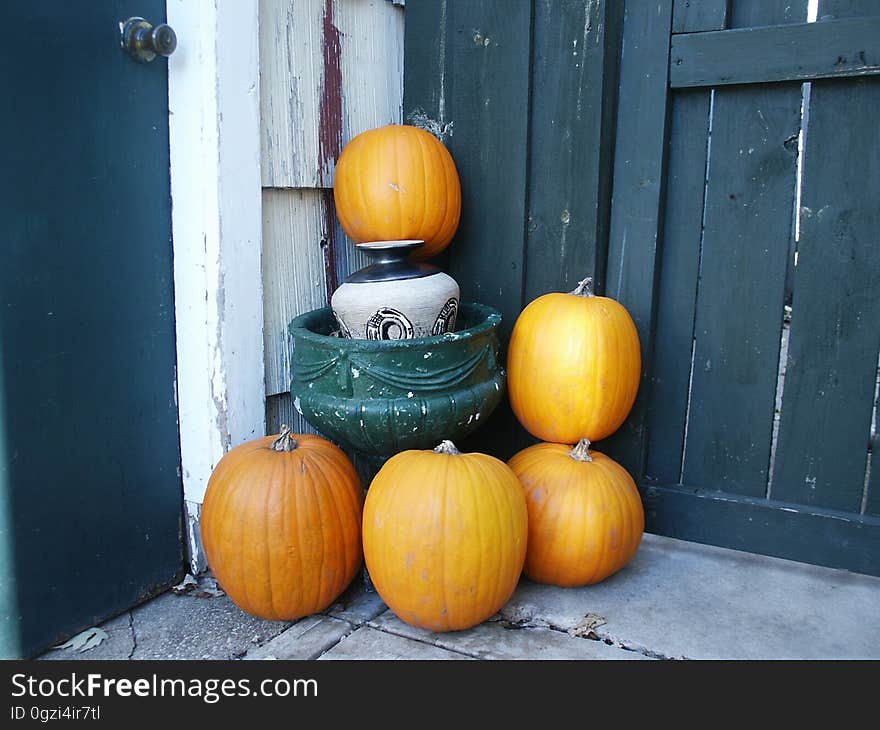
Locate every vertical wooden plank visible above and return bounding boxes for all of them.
[601,0,674,479]
[682,0,807,496]
[867,434,880,517]
[523,0,621,302]
[681,83,802,496]
[403,0,453,136]
[644,89,711,485]
[441,1,533,346]
[259,0,404,188]
[823,1,880,517]
[404,0,534,460]
[672,0,729,32]
[402,0,454,277]
[770,76,880,511]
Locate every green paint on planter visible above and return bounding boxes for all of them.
[289,302,505,458]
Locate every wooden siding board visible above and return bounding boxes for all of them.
[262,189,329,396]
[645,483,880,577]
[670,17,880,88]
[681,83,802,497]
[644,90,711,485]
[770,76,880,512]
[259,0,404,188]
[260,0,401,400]
[601,0,675,479]
[672,0,729,33]
[523,0,620,303]
[262,188,370,397]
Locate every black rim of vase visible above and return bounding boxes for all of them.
[344,240,441,283]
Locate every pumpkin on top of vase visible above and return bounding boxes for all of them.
[331,240,460,340]
[333,124,461,260]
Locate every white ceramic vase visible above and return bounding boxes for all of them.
[331,241,460,340]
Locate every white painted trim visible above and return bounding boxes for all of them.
[167,0,265,573]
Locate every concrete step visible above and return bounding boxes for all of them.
[499,533,880,659]
[38,532,880,660]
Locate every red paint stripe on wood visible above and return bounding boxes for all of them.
[318,0,344,186]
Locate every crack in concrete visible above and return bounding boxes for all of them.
[309,621,356,661]
[590,631,679,660]
[491,614,677,660]
[127,612,137,660]
[358,622,481,660]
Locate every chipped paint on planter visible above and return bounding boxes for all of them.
[289,302,505,457]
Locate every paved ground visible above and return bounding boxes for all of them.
[39,534,880,661]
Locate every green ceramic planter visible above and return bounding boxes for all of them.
[289,302,505,458]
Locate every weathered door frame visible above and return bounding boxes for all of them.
[166,0,266,573]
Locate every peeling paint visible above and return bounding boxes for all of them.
[317,0,343,185]
[438,0,448,122]
[185,500,207,575]
[406,107,454,141]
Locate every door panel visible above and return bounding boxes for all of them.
[0,1,183,657]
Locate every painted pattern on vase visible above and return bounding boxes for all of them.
[331,241,460,340]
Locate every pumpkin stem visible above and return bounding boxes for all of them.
[570,277,595,297]
[271,424,299,452]
[433,440,461,456]
[568,438,593,462]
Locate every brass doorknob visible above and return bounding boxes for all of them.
[121,17,177,63]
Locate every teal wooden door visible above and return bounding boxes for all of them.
[404,0,880,575]
[0,1,183,657]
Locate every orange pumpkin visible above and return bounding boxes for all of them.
[508,439,644,586]
[507,276,641,443]
[362,440,528,632]
[200,426,363,621]
[333,124,461,259]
